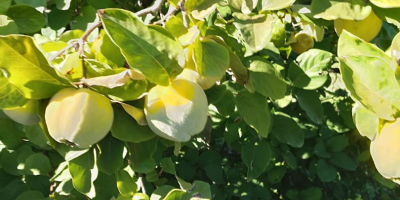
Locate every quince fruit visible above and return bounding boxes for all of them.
[45,88,113,148]
[290,32,314,54]
[3,100,40,125]
[334,11,382,42]
[370,118,400,179]
[145,78,208,142]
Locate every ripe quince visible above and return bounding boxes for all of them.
[371,118,400,179]
[45,88,113,148]
[145,78,208,142]
[334,11,382,42]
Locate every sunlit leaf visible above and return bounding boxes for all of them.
[100,9,185,86]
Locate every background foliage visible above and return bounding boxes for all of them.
[1,0,400,199]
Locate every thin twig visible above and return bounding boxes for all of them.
[49,21,102,62]
[134,0,166,17]
[153,3,180,25]
[178,0,188,28]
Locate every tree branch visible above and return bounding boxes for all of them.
[135,0,166,17]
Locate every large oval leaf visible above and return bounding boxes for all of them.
[340,55,400,120]
[235,90,272,138]
[288,49,334,90]
[370,0,400,8]
[0,35,68,99]
[233,12,274,52]
[259,0,295,11]
[311,0,371,20]
[248,58,287,99]
[100,9,185,86]
[6,5,45,33]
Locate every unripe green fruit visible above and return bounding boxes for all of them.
[290,32,314,54]
[3,100,40,125]
[45,88,113,148]
[145,78,208,142]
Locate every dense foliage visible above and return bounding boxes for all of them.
[1,0,400,199]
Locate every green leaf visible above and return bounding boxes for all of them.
[326,135,348,152]
[310,0,371,20]
[204,164,225,184]
[15,190,45,200]
[146,170,159,182]
[271,113,304,148]
[87,70,148,102]
[150,185,175,200]
[111,105,156,143]
[313,140,331,158]
[185,0,219,19]
[161,158,176,175]
[54,0,72,10]
[235,90,272,138]
[24,124,51,150]
[97,135,125,175]
[100,8,185,86]
[316,159,337,182]
[163,189,187,200]
[370,0,400,8]
[228,0,258,15]
[14,0,46,11]
[329,152,357,171]
[68,150,97,198]
[288,49,333,90]
[128,138,158,173]
[87,0,119,9]
[194,38,229,79]
[165,16,199,46]
[24,153,51,175]
[267,166,286,184]
[0,0,11,14]
[116,169,137,197]
[133,193,150,200]
[0,180,28,200]
[0,15,18,34]
[282,151,297,169]
[338,30,392,64]
[352,103,379,140]
[0,117,25,149]
[248,57,287,99]
[241,140,271,179]
[293,89,324,124]
[96,30,125,68]
[373,5,400,27]
[233,12,274,52]
[340,55,400,120]
[0,35,68,99]
[6,5,45,33]
[259,0,295,11]
[300,187,322,200]
[70,6,97,30]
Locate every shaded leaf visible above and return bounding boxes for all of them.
[248,57,287,99]
[271,113,304,148]
[97,135,125,175]
[6,5,45,33]
[241,140,271,179]
[311,0,371,20]
[316,159,337,182]
[235,90,272,137]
